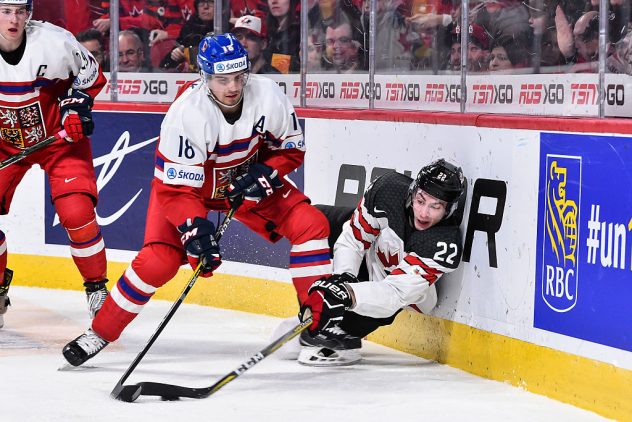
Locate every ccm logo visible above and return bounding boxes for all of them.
[59,97,86,107]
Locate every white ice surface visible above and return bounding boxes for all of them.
[0,287,607,422]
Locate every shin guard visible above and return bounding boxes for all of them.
[55,194,107,282]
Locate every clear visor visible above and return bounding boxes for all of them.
[0,4,31,19]
[201,70,250,87]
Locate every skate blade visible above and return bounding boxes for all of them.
[57,362,100,371]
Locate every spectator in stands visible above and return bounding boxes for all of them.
[308,0,364,62]
[445,29,460,72]
[557,10,600,72]
[232,15,280,73]
[160,0,215,71]
[407,0,457,31]
[488,37,530,72]
[471,0,531,44]
[93,0,145,35]
[594,0,632,46]
[409,24,437,71]
[118,29,150,72]
[325,21,362,73]
[467,23,490,72]
[362,0,412,71]
[139,0,196,69]
[141,0,195,43]
[229,0,265,26]
[265,0,301,73]
[525,0,564,72]
[608,30,632,74]
[306,29,326,71]
[406,0,459,72]
[77,28,109,71]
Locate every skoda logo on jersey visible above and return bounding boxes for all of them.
[166,168,178,180]
[285,142,296,149]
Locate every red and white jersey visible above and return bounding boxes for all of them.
[0,21,105,150]
[334,172,463,318]
[153,74,305,227]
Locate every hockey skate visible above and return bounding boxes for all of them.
[62,328,109,366]
[0,268,13,329]
[85,280,108,319]
[298,325,362,367]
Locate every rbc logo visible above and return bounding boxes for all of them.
[166,168,177,179]
[541,155,582,312]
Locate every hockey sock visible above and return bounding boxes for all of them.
[92,243,182,342]
[289,239,332,304]
[55,194,107,282]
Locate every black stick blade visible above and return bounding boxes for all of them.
[136,381,210,399]
[111,384,143,402]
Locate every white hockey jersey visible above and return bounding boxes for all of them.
[152,74,305,226]
[334,172,463,318]
[0,21,104,149]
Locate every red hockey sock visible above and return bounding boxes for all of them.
[55,194,107,282]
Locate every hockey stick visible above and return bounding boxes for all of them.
[111,207,237,402]
[0,130,67,170]
[121,316,313,402]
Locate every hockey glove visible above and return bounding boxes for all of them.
[299,273,358,333]
[227,163,283,207]
[59,89,94,142]
[177,217,221,277]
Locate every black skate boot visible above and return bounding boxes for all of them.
[84,280,108,319]
[0,268,13,329]
[298,324,362,366]
[62,328,109,366]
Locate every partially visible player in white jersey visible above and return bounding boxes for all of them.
[297,159,467,366]
[0,0,107,329]
[63,33,332,366]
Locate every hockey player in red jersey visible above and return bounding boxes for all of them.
[62,33,332,366]
[0,0,108,329]
[298,159,466,366]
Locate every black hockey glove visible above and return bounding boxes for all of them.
[59,89,94,142]
[227,163,283,207]
[177,217,221,277]
[299,273,358,333]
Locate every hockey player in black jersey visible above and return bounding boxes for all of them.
[298,159,467,366]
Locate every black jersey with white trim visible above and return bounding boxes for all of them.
[334,171,463,318]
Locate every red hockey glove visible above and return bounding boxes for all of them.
[177,217,221,277]
[59,89,94,143]
[227,163,283,208]
[299,273,357,333]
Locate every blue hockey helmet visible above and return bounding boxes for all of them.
[197,33,250,78]
[408,159,466,219]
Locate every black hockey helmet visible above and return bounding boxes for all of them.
[408,159,465,219]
